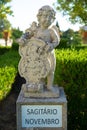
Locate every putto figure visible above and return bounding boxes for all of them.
[18,5,60,95]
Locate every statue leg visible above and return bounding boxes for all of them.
[47,50,56,90]
[47,71,54,90]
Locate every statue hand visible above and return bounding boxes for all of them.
[45,43,54,52]
[16,38,25,46]
[37,46,44,54]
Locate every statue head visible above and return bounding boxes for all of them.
[37,5,56,28]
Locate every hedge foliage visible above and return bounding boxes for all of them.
[0,46,10,55]
[0,48,20,100]
[55,48,87,130]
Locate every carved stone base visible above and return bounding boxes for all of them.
[16,87,67,130]
[22,83,44,93]
[22,85,60,98]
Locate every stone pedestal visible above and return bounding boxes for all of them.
[16,87,67,130]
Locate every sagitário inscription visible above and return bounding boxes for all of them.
[22,105,62,128]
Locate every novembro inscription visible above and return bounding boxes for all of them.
[21,105,62,128]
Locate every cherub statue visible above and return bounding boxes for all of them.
[18,5,60,92]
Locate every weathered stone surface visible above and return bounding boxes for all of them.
[23,85,60,98]
[17,5,60,94]
[18,38,51,93]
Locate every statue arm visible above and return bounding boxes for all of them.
[50,25,60,48]
[17,33,29,46]
[17,22,38,46]
[44,26,60,52]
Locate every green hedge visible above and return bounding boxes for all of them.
[0,50,20,100]
[11,41,19,51]
[55,49,87,130]
[0,46,10,55]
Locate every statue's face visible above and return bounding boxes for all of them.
[38,11,53,28]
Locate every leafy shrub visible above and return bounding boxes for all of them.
[58,29,82,49]
[11,41,19,51]
[0,66,17,100]
[56,38,68,49]
[0,46,10,55]
[0,32,3,38]
[12,28,23,40]
[54,49,87,130]
[0,50,20,100]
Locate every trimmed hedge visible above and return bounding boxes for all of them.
[55,49,87,130]
[0,50,20,100]
[0,46,10,55]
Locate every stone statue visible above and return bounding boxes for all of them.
[17,5,60,96]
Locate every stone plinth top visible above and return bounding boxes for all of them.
[17,87,67,104]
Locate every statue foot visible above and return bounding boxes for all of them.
[22,83,43,93]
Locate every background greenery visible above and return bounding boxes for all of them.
[55,0,87,24]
